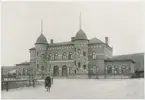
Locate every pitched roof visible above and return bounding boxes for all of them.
[16,62,30,66]
[105,59,135,63]
[49,41,73,46]
[89,37,103,44]
[29,47,35,50]
[113,53,144,71]
[1,66,16,75]
[35,34,48,45]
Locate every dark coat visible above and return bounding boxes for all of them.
[45,76,51,87]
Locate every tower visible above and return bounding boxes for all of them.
[34,20,49,78]
[72,13,89,76]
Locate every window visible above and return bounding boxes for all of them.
[18,72,21,76]
[83,51,86,56]
[48,53,51,60]
[68,52,73,60]
[78,62,81,68]
[41,54,44,59]
[92,52,96,59]
[83,65,86,70]
[27,69,30,75]
[107,66,112,74]
[37,52,39,56]
[114,65,119,75]
[122,65,126,73]
[74,70,76,74]
[54,53,58,60]
[78,49,81,54]
[23,68,26,75]
[37,64,39,69]
[75,61,76,65]
[41,66,44,71]
[62,52,67,60]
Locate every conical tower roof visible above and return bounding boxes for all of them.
[35,34,48,45]
[75,29,88,40]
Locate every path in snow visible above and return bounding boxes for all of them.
[1,79,144,99]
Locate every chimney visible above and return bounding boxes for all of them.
[50,39,53,44]
[105,37,109,45]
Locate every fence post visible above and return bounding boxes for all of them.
[6,81,8,92]
[33,79,35,87]
[29,76,30,87]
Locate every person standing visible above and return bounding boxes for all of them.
[45,76,51,91]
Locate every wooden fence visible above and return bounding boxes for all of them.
[1,79,43,92]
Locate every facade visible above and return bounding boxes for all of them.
[28,27,135,79]
[16,62,30,79]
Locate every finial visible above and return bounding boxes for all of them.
[79,12,82,29]
[41,19,43,34]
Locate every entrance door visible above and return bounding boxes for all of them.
[53,66,59,76]
[62,65,67,76]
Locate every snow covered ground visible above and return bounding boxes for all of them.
[1,78,144,99]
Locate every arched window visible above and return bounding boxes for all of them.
[122,65,126,73]
[68,52,73,60]
[62,52,67,60]
[78,62,81,68]
[54,53,58,60]
[92,52,96,59]
[114,65,119,75]
[48,53,51,60]
[83,51,86,56]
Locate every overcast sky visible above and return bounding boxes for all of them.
[1,1,145,66]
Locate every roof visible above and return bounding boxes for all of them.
[29,47,35,50]
[9,69,16,73]
[105,59,135,63]
[113,53,144,71]
[89,37,103,44]
[74,29,88,40]
[1,66,16,75]
[35,34,48,45]
[16,62,30,66]
[49,41,73,46]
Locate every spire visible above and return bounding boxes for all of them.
[41,19,43,34]
[79,12,82,29]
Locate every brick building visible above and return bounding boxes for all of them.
[12,15,143,79]
[27,21,135,79]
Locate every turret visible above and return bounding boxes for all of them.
[72,13,89,75]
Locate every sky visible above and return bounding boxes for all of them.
[1,1,145,66]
